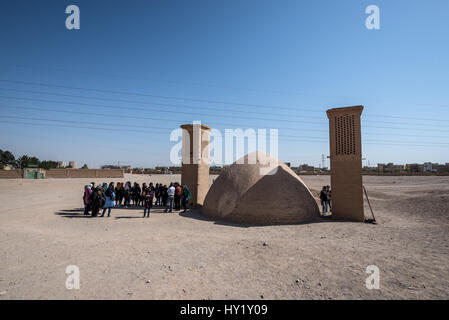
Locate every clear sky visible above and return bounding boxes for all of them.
[0,0,448,168]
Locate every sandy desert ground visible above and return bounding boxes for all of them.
[0,174,448,299]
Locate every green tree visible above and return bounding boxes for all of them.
[16,155,40,169]
[39,160,59,170]
[0,149,16,169]
[81,164,88,169]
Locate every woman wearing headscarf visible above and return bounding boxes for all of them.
[161,184,168,207]
[83,185,93,215]
[132,182,142,207]
[124,181,131,208]
[101,182,115,217]
[141,183,147,206]
[91,186,103,217]
[181,184,191,213]
[115,182,122,207]
[155,183,161,206]
[143,186,154,218]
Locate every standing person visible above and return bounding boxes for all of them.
[83,185,93,215]
[119,182,125,207]
[181,184,191,213]
[326,185,332,212]
[143,186,154,218]
[101,183,115,217]
[319,186,328,214]
[90,187,103,217]
[124,181,131,208]
[141,183,147,206]
[131,182,137,206]
[115,182,122,207]
[155,183,161,206]
[174,182,182,210]
[140,182,148,207]
[164,183,176,213]
[132,183,141,206]
[162,184,168,207]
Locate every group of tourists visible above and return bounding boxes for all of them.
[319,185,332,214]
[82,181,192,218]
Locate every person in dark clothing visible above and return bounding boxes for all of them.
[326,185,332,212]
[174,182,182,210]
[132,183,142,206]
[143,187,154,218]
[115,182,122,207]
[141,183,147,206]
[124,181,131,208]
[90,187,104,217]
[83,184,93,215]
[319,186,328,214]
[155,183,161,206]
[161,184,168,207]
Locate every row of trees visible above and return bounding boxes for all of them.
[0,149,88,170]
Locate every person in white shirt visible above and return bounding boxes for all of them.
[164,183,176,213]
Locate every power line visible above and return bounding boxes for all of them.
[0,115,326,140]
[1,92,448,131]
[7,63,449,110]
[2,79,448,123]
[0,87,324,119]
[0,79,322,113]
[2,116,449,147]
[0,119,327,143]
[3,103,449,138]
[1,87,448,128]
[0,95,326,125]
[1,104,324,132]
[1,79,448,126]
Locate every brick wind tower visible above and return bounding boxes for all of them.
[326,106,364,222]
[180,123,211,208]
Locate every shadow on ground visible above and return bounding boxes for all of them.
[55,207,339,226]
[54,206,185,219]
[179,209,339,228]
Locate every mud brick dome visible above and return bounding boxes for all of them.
[202,151,320,225]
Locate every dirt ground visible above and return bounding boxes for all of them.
[0,174,448,299]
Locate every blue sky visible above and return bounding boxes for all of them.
[0,0,448,168]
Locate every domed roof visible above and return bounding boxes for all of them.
[202,151,320,225]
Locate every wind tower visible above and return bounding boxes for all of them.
[180,122,211,207]
[326,106,364,221]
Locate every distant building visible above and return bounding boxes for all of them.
[298,164,314,172]
[405,163,424,173]
[101,165,131,170]
[377,163,404,173]
[68,161,77,169]
[57,161,66,168]
[423,162,449,173]
[423,162,435,172]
